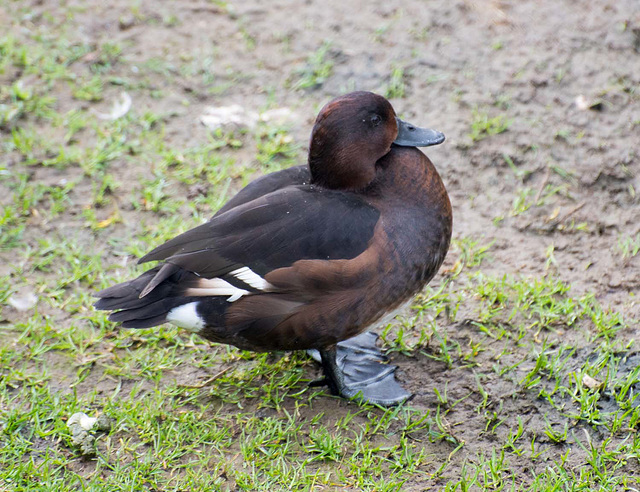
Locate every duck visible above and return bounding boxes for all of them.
[95,91,452,406]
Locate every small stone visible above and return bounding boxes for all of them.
[94,414,113,432]
[93,92,132,121]
[608,272,623,288]
[79,434,96,456]
[582,374,603,390]
[119,14,135,30]
[67,412,97,431]
[200,105,294,131]
[200,105,258,130]
[70,427,88,444]
[259,108,294,125]
[187,183,209,199]
[575,95,603,111]
[7,292,38,311]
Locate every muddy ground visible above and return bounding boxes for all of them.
[1,0,640,490]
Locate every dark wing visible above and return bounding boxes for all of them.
[96,182,380,345]
[139,185,380,280]
[215,165,310,216]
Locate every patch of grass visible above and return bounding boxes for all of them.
[617,232,640,260]
[0,207,25,249]
[448,236,494,275]
[133,175,181,214]
[385,66,407,99]
[469,107,510,142]
[291,41,334,90]
[0,80,56,125]
[511,187,534,215]
[9,127,39,162]
[72,75,104,101]
[255,125,299,171]
[89,42,123,74]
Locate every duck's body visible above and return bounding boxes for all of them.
[96,92,451,405]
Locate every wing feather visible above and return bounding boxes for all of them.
[139,185,379,283]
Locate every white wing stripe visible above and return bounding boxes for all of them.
[186,277,249,302]
[229,266,273,291]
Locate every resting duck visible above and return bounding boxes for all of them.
[95,91,452,406]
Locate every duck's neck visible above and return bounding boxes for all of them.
[371,147,450,212]
[308,132,384,191]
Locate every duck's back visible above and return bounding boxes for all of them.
[216,165,310,215]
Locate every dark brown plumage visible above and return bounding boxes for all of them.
[95,91,451,405]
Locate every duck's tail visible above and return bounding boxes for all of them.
[94,265,201,329]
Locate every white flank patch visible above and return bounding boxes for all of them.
[185,277,249,302]
[229,266,273,291]
[167,302,205,332]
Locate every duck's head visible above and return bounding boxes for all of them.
[308,91,444,191]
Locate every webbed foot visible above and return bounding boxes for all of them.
[308,332,411,406]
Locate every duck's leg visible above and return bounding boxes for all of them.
[317,346,356,398]
[311,332,412,406]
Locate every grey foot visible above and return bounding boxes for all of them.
[308,332,412,406]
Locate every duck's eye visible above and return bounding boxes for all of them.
[370,115,382,127]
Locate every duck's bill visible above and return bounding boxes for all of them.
[394,118,445,147]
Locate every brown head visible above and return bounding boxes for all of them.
[308,91,444,191]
